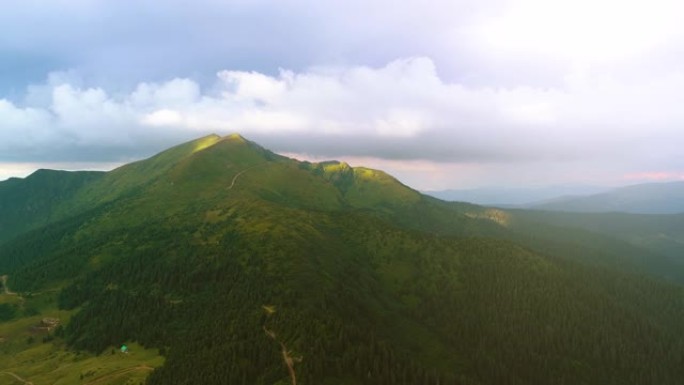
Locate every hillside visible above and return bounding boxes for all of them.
[508,209,684,270]
[1,134,684,385]
[530,181,684,214]
[0,169,104,244]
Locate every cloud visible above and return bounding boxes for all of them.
[2,0,684,95]
[472,0,684,64]
[0,56,682,179]
[0,0,520,92]
[1,0,684,187]
[623,172,684,182]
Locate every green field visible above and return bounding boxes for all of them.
[0,288,163,385]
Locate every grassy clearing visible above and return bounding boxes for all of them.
[0,293,22,306]
[0,292,163,385]
[0,340,163,385]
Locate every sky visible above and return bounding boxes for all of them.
[1,0,684,190]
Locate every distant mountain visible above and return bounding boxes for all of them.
[1,134,684,385]
[425,185,607,206]
[530,181,684,214]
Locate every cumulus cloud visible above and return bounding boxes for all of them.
[2,0,684,188]
[0,57,681,169]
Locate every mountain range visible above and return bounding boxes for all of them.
[529,181,684,214]
[424,185,608,207]
[1,134,683,385]
[428,181,684,214]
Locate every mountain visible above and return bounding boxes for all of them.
[508,209,684,272]
[530,181,684,214]
[1,134,684,385]
[425,185,607,206]
[0,169,104,243]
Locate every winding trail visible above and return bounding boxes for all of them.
[227,163,265,190]
[1,275,17,296]
[1,371,34,385]
[263,326,299,385]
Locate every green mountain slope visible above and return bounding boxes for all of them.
[0,169,104,243]
[508,209,684,273]
[1,134,684,385]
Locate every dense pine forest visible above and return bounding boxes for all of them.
[1,134,684,384]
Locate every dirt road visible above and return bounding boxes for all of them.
[227,163,264,190]
[0,275,16,296]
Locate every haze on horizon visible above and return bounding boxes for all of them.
[1,0,683,191]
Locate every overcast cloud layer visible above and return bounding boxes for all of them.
[1,0,684,189]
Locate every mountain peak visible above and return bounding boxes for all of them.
[318,160,352,173]
[190,134,223,154]
[222,133,248,142]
